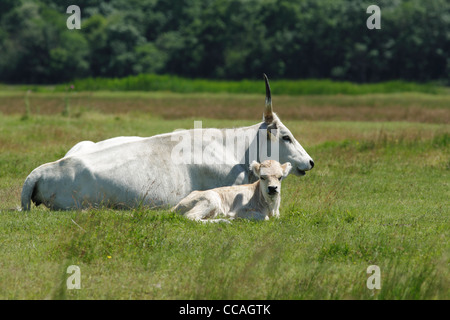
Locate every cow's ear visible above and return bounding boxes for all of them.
[263,73,274,124]
[250,161,261,178]
[281,162,292,177]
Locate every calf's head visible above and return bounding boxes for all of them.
[250,160,292,197]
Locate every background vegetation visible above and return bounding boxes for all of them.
[0,0,449,84]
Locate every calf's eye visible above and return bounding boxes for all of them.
[282,135,292,143]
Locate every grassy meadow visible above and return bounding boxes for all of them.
[0,84,448,299]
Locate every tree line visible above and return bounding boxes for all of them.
[0,0,448,84]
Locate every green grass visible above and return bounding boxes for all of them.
[2,74,448,95]
[0,93,448,299]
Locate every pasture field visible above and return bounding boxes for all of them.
[0,90,448,299]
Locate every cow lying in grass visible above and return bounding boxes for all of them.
[21,74,313,211]
[172,160,292,222]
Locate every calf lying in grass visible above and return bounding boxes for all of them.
[172,160,292,222]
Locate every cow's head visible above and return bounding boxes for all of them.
[261,74,314,176]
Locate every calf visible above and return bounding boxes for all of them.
[171,160,292,222]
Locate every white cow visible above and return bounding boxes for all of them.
[171,160,292,222]
[21,74,314,211]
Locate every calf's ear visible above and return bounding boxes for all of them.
[250,161,261,178]
[281,162,292,177]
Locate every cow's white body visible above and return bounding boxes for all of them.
[21,75,314,211]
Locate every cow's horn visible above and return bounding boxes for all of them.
[263,73,273,123]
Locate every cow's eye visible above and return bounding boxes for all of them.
[282,135,292,143]
[278,176,282,181]
[260,177,266,180]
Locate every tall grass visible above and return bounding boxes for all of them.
[41,74,447,95]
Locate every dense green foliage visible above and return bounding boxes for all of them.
[57,74,445,94]
[0,0,448,84]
